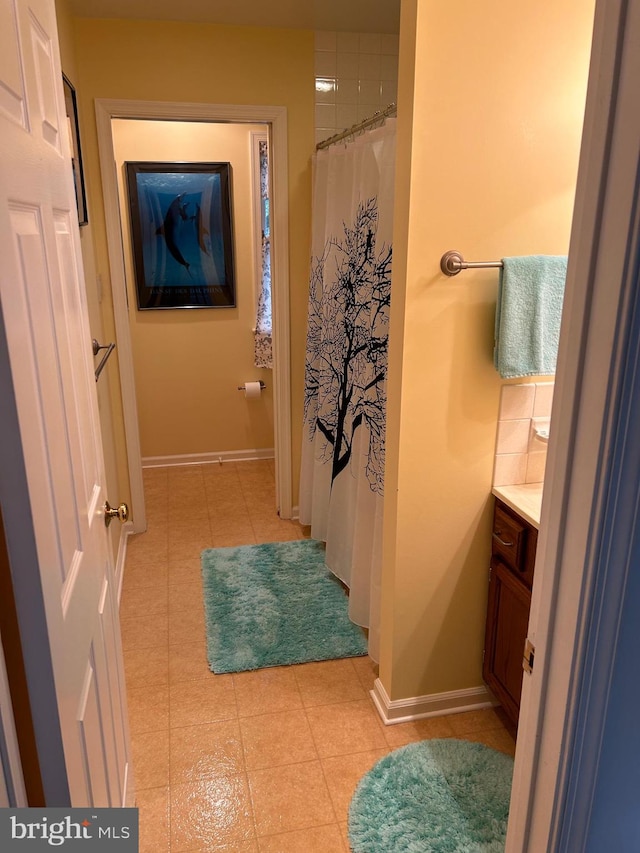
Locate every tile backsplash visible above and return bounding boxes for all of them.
[314,30,399,146]
[493,383,554,487]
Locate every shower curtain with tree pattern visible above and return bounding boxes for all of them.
[299,119,396,662]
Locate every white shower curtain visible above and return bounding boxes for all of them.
[299,119,396,662]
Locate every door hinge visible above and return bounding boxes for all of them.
[523,638,535,674]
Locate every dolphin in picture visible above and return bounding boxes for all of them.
[193,202,211,256]
[156,193,193,277]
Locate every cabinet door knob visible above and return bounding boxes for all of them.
[492,532,515,547]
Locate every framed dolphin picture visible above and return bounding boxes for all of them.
[125,161,236,309]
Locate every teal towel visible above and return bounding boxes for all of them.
[494,255,567,379]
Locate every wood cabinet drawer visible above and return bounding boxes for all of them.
[492,500,538,588]
[492,503,525,570]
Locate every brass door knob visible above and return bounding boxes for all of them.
[104,501,129,528]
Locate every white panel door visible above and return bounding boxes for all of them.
[0,0,131,805]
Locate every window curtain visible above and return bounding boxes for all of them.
[299,119,396,662]
[254,139,272,369]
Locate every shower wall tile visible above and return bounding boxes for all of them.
[359,33,382,54]
[381,79,398,104]
[315,104,337,128]
[315,31,337,51]
[337,104,358,130]
[315,78,337,104]
[336,78,359,105]
[381,34,400,55]
[380,54,400,81]
[359,80,382,104]
[315,30,399,141]
[337,52,360,79]
[315,51,337,77]
[337,32,359,52]
[358,53,381,80]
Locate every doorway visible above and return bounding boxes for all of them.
[112,117,275,471]
[95,100,293,534]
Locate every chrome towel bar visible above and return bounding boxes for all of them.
[92,339,116,382]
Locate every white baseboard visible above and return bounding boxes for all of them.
[115,521,133,606]
[291,505,300,521]
[141,448,275,468]
[371,677,497,725]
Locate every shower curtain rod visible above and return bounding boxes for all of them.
[316,103,397,151]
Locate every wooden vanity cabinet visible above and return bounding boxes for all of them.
[483,499,538,727]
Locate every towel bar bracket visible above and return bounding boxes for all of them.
[440,250,504,276]
[440,251,465,276]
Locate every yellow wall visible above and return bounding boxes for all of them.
[112,119,273,458]
[55,0,126,555]
[55,0,75,77]
[71,18,314,491]
[380,0,594,700]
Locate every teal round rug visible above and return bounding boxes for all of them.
[348,738,514,853]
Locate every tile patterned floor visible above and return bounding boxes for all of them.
[121,461,516,852]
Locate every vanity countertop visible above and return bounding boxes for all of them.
[492,483,544,529]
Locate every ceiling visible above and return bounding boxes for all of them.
[67,0,401,34]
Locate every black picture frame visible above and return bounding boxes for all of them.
[125,161,236,310]
[62,74,88,226]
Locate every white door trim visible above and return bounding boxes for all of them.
[94,99,293,529]
[506,0,639,847]
[0,633,26,807]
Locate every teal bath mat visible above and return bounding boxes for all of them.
[349,738,514,852]
[201,539,368,673]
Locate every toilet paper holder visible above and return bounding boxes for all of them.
[237,381,266,391]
